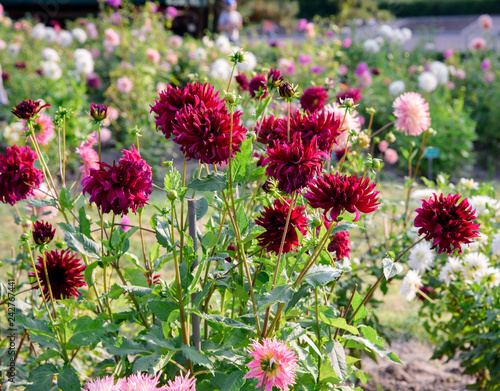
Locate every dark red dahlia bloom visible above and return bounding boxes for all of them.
[11,99,51,120]
[305,173,380,221]
[15,61,26,70]
[336,88,362,104]
[32,221,56,245]
[327,231,351,260]
[235,73,249,91]
[29,249,86,300]
[172,102,247,165]
[89,103,108,121]
[86,73,101,89]
[267,67,283,89]
[0,145,43,205]
[414,193,480,254]
[300,86,329,113]
[255,198,308,254]
[263,134,326,194]
[249,75,268,99]
[82,145,152,215]
[150,82,220,139]
[276,110,343,152]
[334,148,348,161]
[255,115,283,146]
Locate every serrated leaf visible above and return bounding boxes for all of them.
[235,206,249,237]
[319,316,359,335]
[59,186,74,209]
[194,312,253,330]
[102,336,152,356]
[344,335,403,364]
[149,301,178,322]
[26,198,57,208]
[30,349,61,365]
[257,283,296,311]
[84,261,100,288]
[350,291,368,323]
[325,341,348,381]
[155,216,172,248]
[195,197,209,220]
[201,231,218,249]
[132,354,161,373]
[25,363,57,391]
[107,283,124,299]
[58,365,81,391]
[78,206,91,237]
[229,138,252,183]
[61,227,101,258]
[305,264,342,287]
[382,257,403,280]
[188,173,228,192]
[180,345,212,368]
[222,370,246,391]
[67,317,117,346]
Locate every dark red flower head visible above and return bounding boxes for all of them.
[29,249,86,300]
[263,134,326,194]
[11,99,51,120]
[300,86,329,113]
[172,102,247,165]
[336,88,362,104]
[278,82,295,99]
[0,145,44,205]
[32,221,56,245]
[15,61,26,70]
[305,173,380,221]
[277,110,343,152]
[414,193,480,254]
[249,75,268,99]
[89,103,108,121]
[327,231,351,260]
[150,82,220,139]
[255,114,283,146]
[267,67,283,89]
[82,145,152,215]
[235,73,249,91]
[255,198,308,254]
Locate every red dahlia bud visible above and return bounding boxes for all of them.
[90,103,108,121]
[278,82,295,99]
[32,220,56,245]
[11,99,51,120]
[267,67,283,89]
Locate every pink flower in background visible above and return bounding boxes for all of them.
[106,0,121,7]
[120,215,131,232]
[305,22,315,37]
[481,58,491,71]
[324,102,362,149]
[105,28,120,46]
[446,81,455,89]
[327,31,334,38]
[146,48,160,63]
[378,140,389,152]
[443,48,453,59]
[478,14,493,30]
[81,375,116,391]
[277,58,295,75]
[168,35,183,48]
[408,65,417,73]
[107,107,120,121]
[342,37,351,48]
[86,23,98,39]
[165,371,196,391]
[157,82,167,93]
[110,12,122,25]
[29,183,59,219]
[469,37,486,51]
[244,338,298,391]
[354,62,368,76]
[263,20,274,33]
[393,92,431,136]
[166,52,179,65]
[311,66,323,74]
[117,77,133,93]
[90,128,111,143]
[384,148,398,164]
[338,64,348,76]
[165,6,178,20]
[76,142,99,178]
[484,71,495,83]
[117,372,166,391]
[87,72,101,88]
[297,18,307,31]
[23,114,55,146]
[456,69,466,79]
[357,71,372,89]
[298,53,313,67]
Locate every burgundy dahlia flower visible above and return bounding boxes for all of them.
[82,145,152,215]
[263,134,326,194]
[414,193,480,254]
[336,88,362,104]
[255,198,308,254]
[0,145,44,205]
[255,114,283,146]
[29,249,86,300]
[267,67,283,89]
[249,74,268,99]
[150,82,221,139]
[235,73,249,91]
[327,231,351,260]
[305,173,380,221]
[11,99,51,120]
[32,220,56,245]
[300,86,329,113]
[172,103,247,165]
[89,103,108,121]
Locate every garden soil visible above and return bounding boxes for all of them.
[361,340,476,391]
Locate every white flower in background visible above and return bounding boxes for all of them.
[202,35,214,48]
[215,35,231,53]
[391,29,407,45]
[473,267,500,287]
[0,40,5,50]
[429,61,449,85]
[191,47,206,61]
[467,232,489,252]
[464,252,489,273]
[363,39,380,53]
[438,256,463,285]
[44,27,57,44]
[167,35,183,48]
[210,58,231,80]
[424,42,436,51]
[42,61,62,80]
[418,71,438,92]
[379,24,393,40]
[389,80,405,96]
[491,231,500,256]
[410,188,439,201]
[72,28,87,44]
[407,226,422,241]
[237,51,257,72]
[3,122,24,143]
[408,241,435,272]
[73,48,94,74]
[459,178,479,191]
[6,43,20,57]
[469,195,499,215]
[58,30,73,47]
[400,270,422,301]
[401,27,412,41]
[41,47,60,62]
[32,23,46,40]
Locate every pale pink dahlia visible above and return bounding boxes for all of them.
[244,338,298,391]
[75,142,99,178]
[165,371,196,391]
[323,103,361,149]
[81,375,117,391]
[117,372,166,391]
[23,114,55,145]
[393,92,431,136]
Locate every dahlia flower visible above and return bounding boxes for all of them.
[327,231,351,260]
[263,134,326,194]
[323,103,361,149]
[305,173,380,222]
[117,372,166,391]
[400,270,422,301]
[249,74,268,99]
[11,99,50,120]
[32,220,56,245]
[165,371,196,391]
[408,241,434,272]
[393,92,431,136]
[478,14,493,30]
[235,73,249,91]
[244,338,298,391]
[267,68,283,89]
[255,115,283,146]
[172,103,247,165]
[117,77,133,93]
[469,37,486,51]
[89,103,108,121]
[150,83,220,139]
[438,256,463,286]
[414,193,480,254]
[336,88,362,104]
[0,145,44,205]
[81,375,117,391]
[23,113,55,145]
[255,198,307,254]
[82,145,152,215]
[76,142,99,178]
[300,86,329,113]
[418,72,438,92]
[30,249,86,300]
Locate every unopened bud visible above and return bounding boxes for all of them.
[385,131,396,143]
[230,49,245,64]
[357,132,370,148]
[167,190,178,201]
[311,217,322,228]
[225,92,237,105]
[262,178,277,194]
[278,82,295,99]
[372,159,382,169]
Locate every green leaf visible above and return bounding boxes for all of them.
[240,226,265,243]
[304,265,342,287]
[107,283,124,299]
[188,173,228,192]
[155,216,172,248]
[124,267,149,287]
[102,336,152,356]
[235,206,249,237]
[132,354,161,373]
[194,312,253,330]
[255,95,272,119]
[196,197,209,220]
[247,166,265,183]
[318,316,359,335]
[164,168,182,192]
[30,349,61,365]
[201,231,218,249]
[78,206,91,237]
[59,186,74,209]
[350,291,368,323]
[222,370,246,391]
[325,341,348,381]
[229,138,253,183]
[84,261,100,288]
[257,283,296,311]
[382,257,403,280]
[58,365,81,391]
[149,243,160,264]
[180,345,213,368]
[344,335,403,364]
[67,317,117,346]
[26,198,56,208]
[149,301,179,322]
[25,363,57,391]
[60,226,101,258]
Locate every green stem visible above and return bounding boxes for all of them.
[315,287,321,378]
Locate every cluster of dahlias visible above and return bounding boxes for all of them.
[82,371,196,391]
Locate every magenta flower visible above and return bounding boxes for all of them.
[249,74,268,99]
[11,99,50,120]
[336,88,362,104]
[299,86,328,113]
[32,220,56,245]
[165,6,178,19]
[235,73,249,91]
[23,113,55,145]
[106,0,121,7]
[393,92,431,136]
[481,58,491,71]
[165,371,196,391]
[327,231,351,260]
[244,338,298,391]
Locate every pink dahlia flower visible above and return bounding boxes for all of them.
[323,103,361,149]
[165,371,196,391]
[117,77,133,93]
[244,338,298,391]
[76,142,99,178]
[117,372,166,391]
[443,48,453,59]
[384,148,398,164]
[469,37,486,51]
[327,230,351,260]
[481,58,491,71]
[23,113,55,145]
[82,145,152,215]
[105,28,121,46]
[414,193,480,254]
[81,375,116,391]
[478,14,493,30]
[146,48,161,63]
[300,86,329,113]
[393,92,431,136]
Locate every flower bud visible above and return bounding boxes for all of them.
[230,49,245,64]
[11,99,51,120]
[89,103,108,121]
[278,82,295,99]
[267,68,283,89]
[262,178,277,194]
[385,131,396,143]
[225,92,237,105]
[167,190,178,201]
[32,220,56,245]
[357,132,370,148]
[372,158,382,170]
[311,217,322,228]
